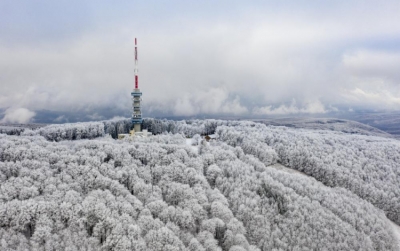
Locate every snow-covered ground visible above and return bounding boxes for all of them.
[269,163,310,177]
[185,138,199,153]
[269,162,400,248]
[389,220,400,249]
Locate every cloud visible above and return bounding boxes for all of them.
[253,100,327,115]
[338,49,400,109]
[110,116,127,121]
[342,88,400,109]
[171,88,248,116]
[1,107,36,124]
[86,113,105,121]
[343,50,400,80]
[1,1,400,121]
[54,115,67,123]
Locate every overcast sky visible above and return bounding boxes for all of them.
[1,0,400,123]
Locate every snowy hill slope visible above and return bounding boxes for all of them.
[0,118,399,250]
[271,162,400,249]
[256,117,393,138]
[347,111,400,138]
[217,122,400,225]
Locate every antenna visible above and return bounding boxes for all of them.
[131,37,143,132]
[135,38,138,89]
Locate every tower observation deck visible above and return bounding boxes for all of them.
[131,38,142,132]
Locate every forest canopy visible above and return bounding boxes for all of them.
[0,118,399,250]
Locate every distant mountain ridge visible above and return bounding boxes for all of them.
[255,117,393,138]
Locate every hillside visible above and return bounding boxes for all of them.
[256,117,393,138]
[0,118,399,250]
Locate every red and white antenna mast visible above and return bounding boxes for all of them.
[131,37,143,131]
[134,38,139,89]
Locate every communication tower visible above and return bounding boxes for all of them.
[131,38,142,132]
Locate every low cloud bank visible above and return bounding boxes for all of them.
[253,100,328,115]
[1,107,36,124]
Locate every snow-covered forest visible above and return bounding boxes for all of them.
[0,118,399,250]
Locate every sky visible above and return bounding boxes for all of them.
[1,0,400,123]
